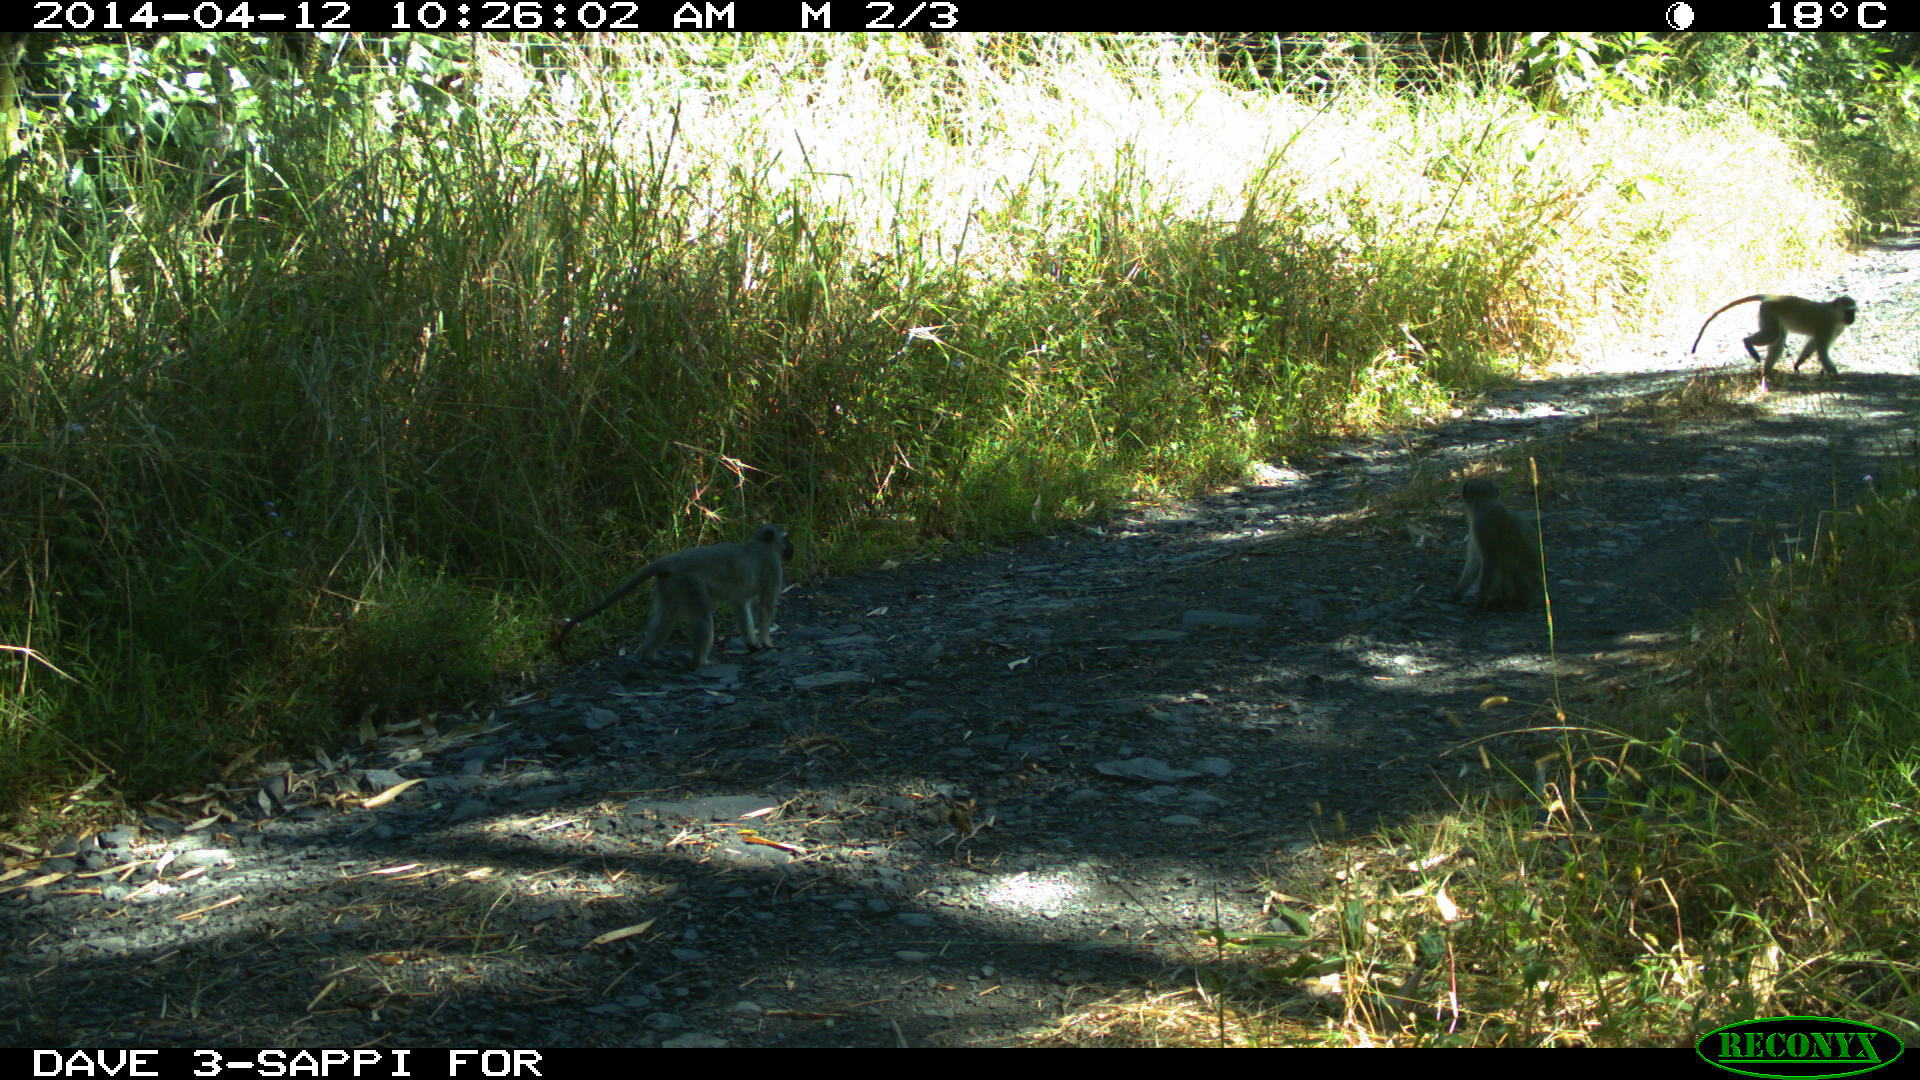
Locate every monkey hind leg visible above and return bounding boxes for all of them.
[647,577,714,667]
[1476,587,1520,612]
[634,584,680,663]
[727,600,766,652]
[1480,569,1541,612]
[685,608,717,667]
[752,597,779,648]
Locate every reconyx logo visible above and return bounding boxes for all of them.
[1697,1017,1904,1079]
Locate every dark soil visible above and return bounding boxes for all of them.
[6,233,1917,1049]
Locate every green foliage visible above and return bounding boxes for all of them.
[1519,32,1674,113]
[16,32,472,223]
[1701,33,1888,128]
[1672,32,1920,220]
[327,565,504,719]
[0,32,1890,823]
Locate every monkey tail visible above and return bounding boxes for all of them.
[557,563,668,639]
[1691,295,1764,354]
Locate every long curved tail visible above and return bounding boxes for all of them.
[1691,295,1764,354]
[553,563,666,651]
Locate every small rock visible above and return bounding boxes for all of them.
[1094,758,1201,782]
[794,671,872,690]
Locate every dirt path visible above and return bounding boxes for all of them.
[6,234,1917,1049]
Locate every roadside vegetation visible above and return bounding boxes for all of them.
[1073,456,1920,1048]
[1,31,1916,1046]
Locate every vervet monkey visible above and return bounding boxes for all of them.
[556,524,794,667]
[1690,294,1856,378]
[1453,479,1542,612]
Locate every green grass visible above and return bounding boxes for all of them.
[2,35,1916,1044]
[0,34,1863,793]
